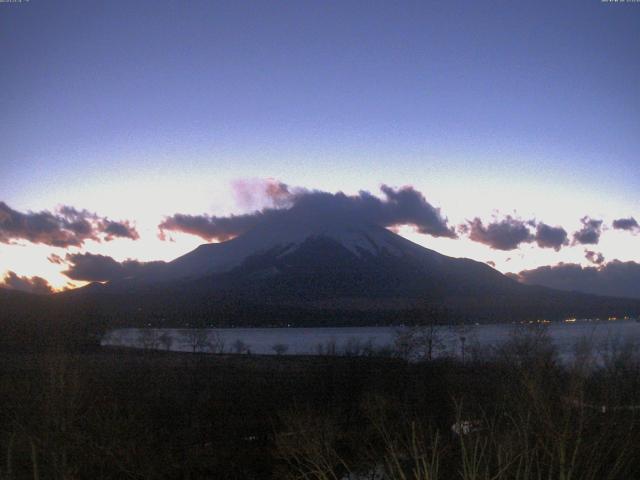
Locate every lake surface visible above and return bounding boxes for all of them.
[102,319,640,362]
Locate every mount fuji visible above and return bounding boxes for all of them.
[73,219,640,327]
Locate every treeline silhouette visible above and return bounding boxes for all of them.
[4,284,639,337]
[0,289,107,352]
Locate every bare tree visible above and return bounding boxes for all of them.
[137,329,160,351]
[495,323,557,368]
[232,339,249,354]
[209,330,225,354]
[343,337,363,357]
[272,343,289,355]
[315,338,338,356]
[158,331,174,351]
[418,322,447,361]
[361,337,376,357]
[393,327,418,360]
[180,329,212,353]
[598,332,640,372]
[454,323,475,363]
[393,324,447,361]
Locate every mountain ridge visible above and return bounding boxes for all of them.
[61,221,639,327]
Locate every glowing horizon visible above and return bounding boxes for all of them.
[1,177,639,293]
[1,1,638,295]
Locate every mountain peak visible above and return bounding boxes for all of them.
[157,221,427,283]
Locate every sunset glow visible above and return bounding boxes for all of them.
[1,0,638,296]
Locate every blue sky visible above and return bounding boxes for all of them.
[1,0,639,290]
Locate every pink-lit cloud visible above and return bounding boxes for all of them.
[0,271,53,295]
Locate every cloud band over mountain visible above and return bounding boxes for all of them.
[158,180,635,259]
[2,181,631,257]
[159,183,458,241]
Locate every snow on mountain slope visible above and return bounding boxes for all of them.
[149,220,442,283]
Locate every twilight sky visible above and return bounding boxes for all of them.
[1,0,639,295]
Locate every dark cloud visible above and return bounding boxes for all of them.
[102,220,140,240]
[158,212,274,242]
[612,217,639,232]
[0,202,93,247]
[378,185,456,237]
[511,260,640,299]
[572,216,603,245]
[159,182,457,241]
[1,271,53,295]
[63,253,165,282]
[461,216,534,251]
[534,223,568,251]
[585,250,605,265]
[0,202,139,247]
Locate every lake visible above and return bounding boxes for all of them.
[102,319,640,362]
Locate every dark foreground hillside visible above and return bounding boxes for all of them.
[2,337,640,479]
